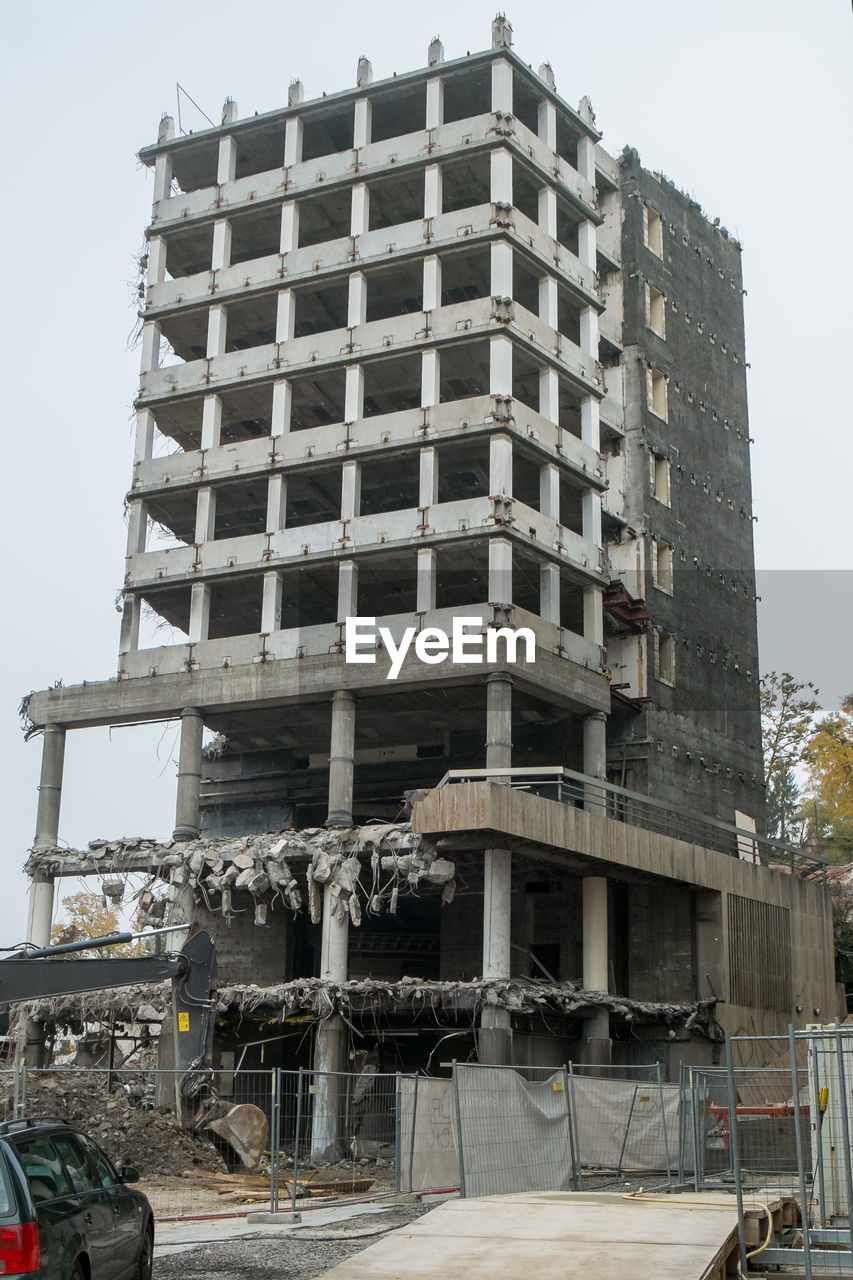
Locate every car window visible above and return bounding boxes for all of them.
[50,1134,97,1194]
[78,1135,120,1189]
[14,1136,73,1203]
[0,1151,13,1216]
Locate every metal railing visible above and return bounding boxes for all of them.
[436,766,826,873]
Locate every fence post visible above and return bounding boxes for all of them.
[408,1075,419,1195]
[291,1066,304,1219]
[394,1072,402,1195]
[789,1024,813,1280]
[566,1062,581,1187]
[655,1061,673,1188]
[16,1065,27,1119]
[833,1027,853,1232]
[563,1064,580,1191]
[724,1035,748,1278]
[808,1034,828,1228]
[451,1061,466,1198]
[269,1068,281,1213]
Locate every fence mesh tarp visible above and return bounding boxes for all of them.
[399,1076,459,1193]
[572,1075,678,1172]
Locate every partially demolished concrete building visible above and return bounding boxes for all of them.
[22,18,835,1088]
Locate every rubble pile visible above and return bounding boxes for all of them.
[16,1074,225,1178]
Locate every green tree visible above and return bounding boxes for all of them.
[760,672,821,841]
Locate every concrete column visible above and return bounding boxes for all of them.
[327,690,356,828]
[188,583,211,644]
[538,99,556,150]
[583,587,604,646]
[491,58,513,114]
[540,463,559,519]
[351,184,369,237]
[147,237,167,286]
[582,490,602,546]
[200,394,223,451]
[578,221,597,271]
[337,560,358,619]
[426,77,443,129]
[153,151,173,204]
[538,187,557,238]
[489,434,512,498]
[341,460,361,521]
[266,474,287,532]
[33,724,65,851]
[582,875,611,1063]
[140,320,161,372]
[344,366,364,423]
[173,708,204,841]
[416,547,436,613]
[580,397,600,451]
[539,368,559,425]
[489,335,513,397]
[211,219,232,271]
[284,115,303,167]
[347,272,367,328]
[540,564,560,624]
[490,240,513,300]
[490,148,513,205]
[583,711,607,783]
[353,97,372,149]
[261,571,283,634]
[422,255,441,311]
[486,671,512,771]
[424,165,442,221]
[118,594,142,655]
[280,202,299,253]
[488,536,512,605]
[579,306,598,358]
[576,137,596,185]
[311,881,349,1160]
[195,486,216,545]
[26,876,55,950]
[206,305,227,358]
[419,446,438,508]
[421,349,440,408]
[133,409,156,464]
[125,499,147,558]
[276,289,296,342]
[217,135,237,185]
[480,846,513,1064]
[539,275,558,328]
[271,379,292,438]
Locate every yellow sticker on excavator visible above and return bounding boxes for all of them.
[177,1012,190,1032]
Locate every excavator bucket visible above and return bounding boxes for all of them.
[203,1103,269,1172]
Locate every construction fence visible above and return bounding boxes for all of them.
[0,1059,680,1218]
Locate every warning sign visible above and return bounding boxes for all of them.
[177,1012,190,1032]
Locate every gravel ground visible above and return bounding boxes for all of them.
[153,1206,429,1280]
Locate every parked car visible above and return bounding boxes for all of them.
[0,1116,153,1278]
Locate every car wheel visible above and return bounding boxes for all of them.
[136,1223,154,1280]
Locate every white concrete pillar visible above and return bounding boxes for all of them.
[582,490,602,546]
[416,547,436,612]
[488,536,512,603]
[153,152,173,204]
[583,587,604,646]
[354,97,372,149]
[490,148,513,205]
[491,58,513,114]
[280,202,299,253]
[341,460,361,521]
[206,304,228,358]
[578,220,597,271]
[538,187,557,238]
[261,571,283,633]
[133,409,156,464]
[173,707,205,841]
[539,275,558,328]
[421,349,440,408]
[125,498,147,557]
[489,434,512,497]
[327,690,356,827]
[489,335,513,397]
[271,379,292,438]
[345,365,364,422]
[583,712,607,783]
[200,395,223,451]
[486,671,513,771]
[579,306,598,357]
[540,564,560,624]
[33,724,66,852]
[211,219,232,271]
[582,873,611,1063]
[217,135,237,186]
[118,594,142,655]
[351,184,369,237]
[337,560,358,619]
[419,446,438,508]
[539,367,560,426]
[347,272,367,328]
[576,136,596,185]
[195,486,216,544]
[266,474,287,532]
[580,397,600,451]
[188,582,211,644]
[424,165,442,220]
[480,845,513,1064]
[311,880,350,1160]
[140,320,161,372]
[26,876,55,950]
[540,463,560,519]
[490,240,513,299]
[284,114,303,167]
[538,99,557,150]
[147,237,167,286]
[426,77,443,129]
[422,255,441,312]
[276,289,296,342]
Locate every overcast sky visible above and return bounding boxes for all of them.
[1,0,850,945]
